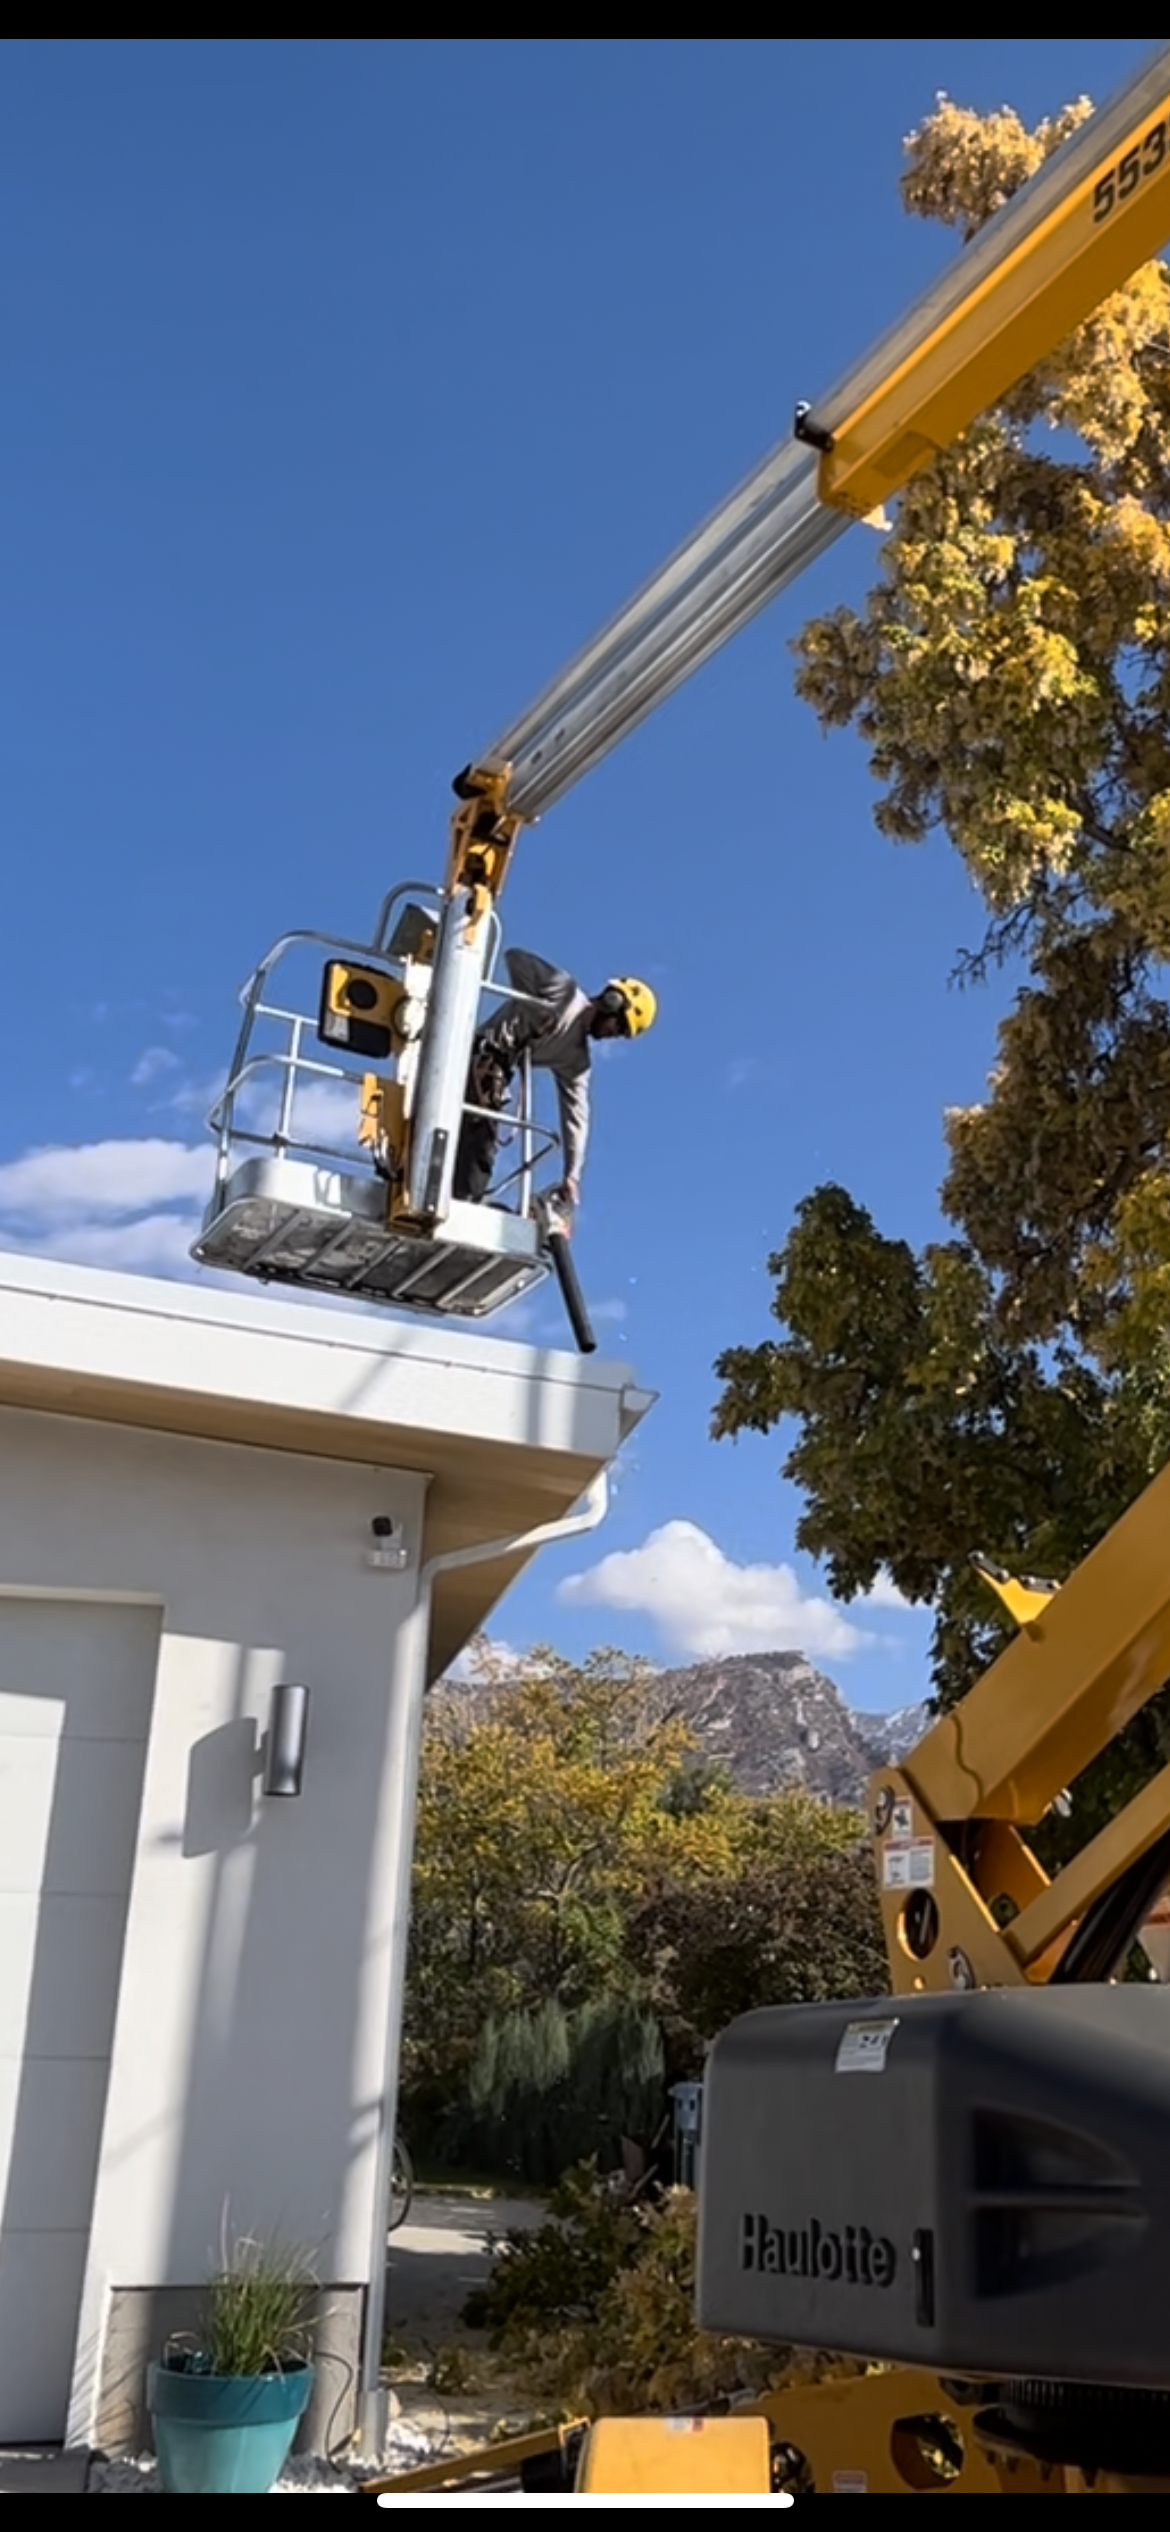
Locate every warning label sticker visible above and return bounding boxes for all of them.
[890,1797,913,1839]
[832,2469,869,2491]
[882,1837,935,1890]
[834,2018,899,2074]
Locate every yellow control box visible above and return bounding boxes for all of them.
[577,2414,771,2493]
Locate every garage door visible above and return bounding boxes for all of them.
[0,1599,159,2442]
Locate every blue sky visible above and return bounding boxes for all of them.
[2,39,1156,1711]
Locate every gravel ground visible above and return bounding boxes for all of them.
[88,2425,437,2493]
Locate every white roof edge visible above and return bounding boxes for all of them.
[0,1250,630,1389]
[0,1250,655,1461]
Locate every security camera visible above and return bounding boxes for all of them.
[367,1515,408,1572]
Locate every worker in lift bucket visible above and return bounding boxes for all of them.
[453,950,656,1223]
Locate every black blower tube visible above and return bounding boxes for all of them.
[546,1228,597,1354]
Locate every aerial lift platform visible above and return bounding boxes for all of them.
[195,43,1170,1352]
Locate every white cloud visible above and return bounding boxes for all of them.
[444,1636,527,1684]
[557,1519,875,1661]
[590,1297,628,1325]
[0,1138,212,1226]
[496,1292,544,1338]
[284,1078,364,1147]
[168,1072,227,1117]
[165,1071,361,1148]
[179,1071,355,1139]
[130,1045,181,1088]
[15,1212,204,1274]
[861,1570,911,1612]
[0,1132,220,1283]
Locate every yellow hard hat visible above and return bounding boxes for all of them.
[606,976,657,1038]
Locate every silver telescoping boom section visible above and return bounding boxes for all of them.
[473,41,1170,826]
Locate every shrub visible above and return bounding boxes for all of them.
[464,2164,838,2414]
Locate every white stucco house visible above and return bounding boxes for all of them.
[0,1251,651,2455]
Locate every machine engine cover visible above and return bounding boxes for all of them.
[696,1986,1170,2387]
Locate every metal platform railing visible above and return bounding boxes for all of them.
[192,889,561,1320]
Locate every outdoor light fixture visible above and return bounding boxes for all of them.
[262,1682,311,1798]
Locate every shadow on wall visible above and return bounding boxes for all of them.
[70,1591,401,2459]
[183,1720,259,1858]
[0,1599,160,2445]
[144,1635,390,2455]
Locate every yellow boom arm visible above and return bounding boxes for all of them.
[817,69,1170,518]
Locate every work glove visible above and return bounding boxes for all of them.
[547,1180,579,1231]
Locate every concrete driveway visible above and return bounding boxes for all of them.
[384,2192,545,2345]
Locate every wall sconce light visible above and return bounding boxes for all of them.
[262,1682,311,1798]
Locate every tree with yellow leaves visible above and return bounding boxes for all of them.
[715,91,1170,1824]
[406,1646,747,2086]
[404,1644,876,2137]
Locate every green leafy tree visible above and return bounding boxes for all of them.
[631,1829,886,2071]
[451,1996,666,2186]
[713,91,1170,1840]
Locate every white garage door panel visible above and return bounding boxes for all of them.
[0,1895,132,2059]
[0,1692,64,1737]
[0,2057,112,2230]
[0,2230,90,2444]
[0,2248,91,2440]
[0,1739,148,1895]
[0,1597,159,2444]
[0,1737,57,1893]
[0,1600,159,1737]
[0,1897,36,2053]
